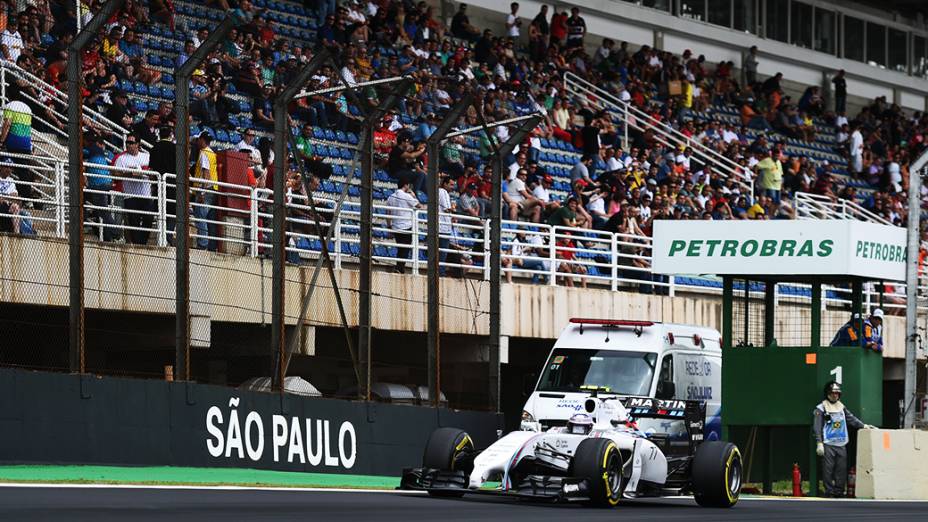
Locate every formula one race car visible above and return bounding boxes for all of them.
[401,395,742,508]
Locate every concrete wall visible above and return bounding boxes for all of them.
[0,235,915,359]
[857,429,928,499]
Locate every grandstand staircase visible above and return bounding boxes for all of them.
[563,71,754,194]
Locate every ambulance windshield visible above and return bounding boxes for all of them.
[537,349,658,396]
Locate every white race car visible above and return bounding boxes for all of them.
[401,395,742,508]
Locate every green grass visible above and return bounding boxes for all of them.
[0,465,400,489]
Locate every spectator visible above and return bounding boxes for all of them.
[528,4,549,62]
[506,2,521,40]
[113,134,153,245]
[849,122,864,175]
[105,89,134,129]
[438,176,454,270]
[755,150,784,204]
[743,45,758,86]
[193,131,219,251]
[0,99,33,205]
[0,18,24,62]
[450,3,480,41]
[132,111,159,146]
[0,157,22,234]
[565,7,586,49]
[386,177,421,274]
[832,69,847,115]
[458,181,485,219]
[505,168,543,222]
[387,132,427,193]
[84,133,119,242]
[570,155,594,185]
[550,7,568,47]
[149,126,177,243]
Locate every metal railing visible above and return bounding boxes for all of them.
[0,60,145,155]
[2,156,927,312]
[563,71,754,195]
[794,191,893,225]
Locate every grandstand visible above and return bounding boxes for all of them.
[0,0,926,420]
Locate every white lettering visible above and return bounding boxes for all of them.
[323,420,339,466]
[306,419,323,466]
[244,411,264,461]
[272,415,288,462]
[288,417,306,464]
[206,406,224,458]
[225,407,244,459]
[339,421,357,469]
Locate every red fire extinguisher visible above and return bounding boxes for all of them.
[847,466,856,498]
[792,463,803,497]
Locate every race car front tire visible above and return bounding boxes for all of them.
[691,441,742,508]
[571,438,623,507]
[422,427,474,497]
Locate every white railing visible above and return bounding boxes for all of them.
[563,71,754,195]
[3,156,928,311]
[0,60,146,154]
[794,191,893,225]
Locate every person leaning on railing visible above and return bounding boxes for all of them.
[84,132,119,242]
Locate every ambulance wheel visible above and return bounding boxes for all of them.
[692,441,742,508]
[422,427,474,498]
[572,438,623,507]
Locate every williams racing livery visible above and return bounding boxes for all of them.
[401,395,741,508]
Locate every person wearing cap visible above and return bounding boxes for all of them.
[458,182,485,219]
[813,381,875,497]
[829,309,883,352]
[532,175,560,215]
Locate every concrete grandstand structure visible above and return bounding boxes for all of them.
[0,0,927,430]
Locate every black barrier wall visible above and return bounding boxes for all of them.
[0,369,503,475]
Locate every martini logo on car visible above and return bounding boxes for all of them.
[205,397,357,469]
[667,238,834,258]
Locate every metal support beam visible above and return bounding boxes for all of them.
[722,276,733,350]
[270,49,332,392]
[763,281,776,348]
[903,155,928,427]
[67,0,125,373]
[486,115,543,412]
[425,94,474,407]
[172,15,238,382]
[811,282,822,350]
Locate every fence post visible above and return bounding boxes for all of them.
[412,208,421,275]
[249,188,259,257]
[157,174,167,247]
[549,227,557,286]
[610,233,618,292]
[56,161,65,237]
[669,275,676,298]
[334,215,343,271]
[483,218,491,281]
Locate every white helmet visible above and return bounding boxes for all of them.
[871,308,885,320]
[566,413,594,435]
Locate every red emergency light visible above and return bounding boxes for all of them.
[568,318,655,327]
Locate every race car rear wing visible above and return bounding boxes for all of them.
[620,397,707,452]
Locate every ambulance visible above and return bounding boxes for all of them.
[520,318,723,440]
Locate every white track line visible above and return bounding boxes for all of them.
[0,483,425,494]
[0,483,924,502]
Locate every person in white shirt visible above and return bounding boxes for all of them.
[234,128,265,177]
[506,3,521,38]
[505,168,543,222]
[532,175,560,214]
[386,178,421,273]
[437,176,455,271]
[114,135,153,245]
[0,24,24,62]
[849,123,864,174]
[586,189,608,228]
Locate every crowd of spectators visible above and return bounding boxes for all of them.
[0,0,925,283]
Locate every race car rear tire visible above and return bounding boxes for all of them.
[571,438,623,507]
[422,427,474,498]
[691,441,742,508]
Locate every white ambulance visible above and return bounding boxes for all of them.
[521,318,723,440]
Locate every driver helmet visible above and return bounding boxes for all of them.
[567,413,594,435]
[823,381,841,403]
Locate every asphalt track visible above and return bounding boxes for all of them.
[3,485,928,521]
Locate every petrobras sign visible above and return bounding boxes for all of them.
[652,220,906,281]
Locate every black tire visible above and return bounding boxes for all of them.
[691,441,742,508]
[422,427,474,498]
[571,438,623,507]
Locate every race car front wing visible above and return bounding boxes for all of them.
[400,468,591,501]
